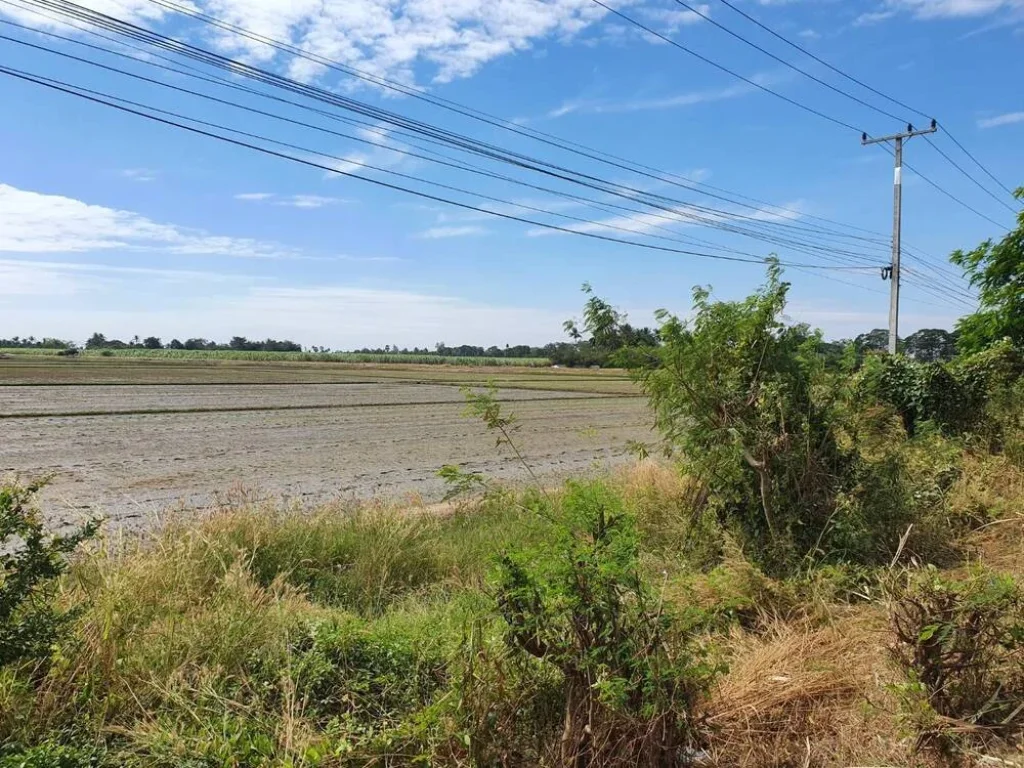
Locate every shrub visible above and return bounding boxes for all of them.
[635,264,856,573]
[889,567,1024,753]
[495,480,720,767]
[0,481,96,669]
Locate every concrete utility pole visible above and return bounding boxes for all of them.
[862,120,937,354]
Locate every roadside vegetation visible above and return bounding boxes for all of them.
[2,197,1023,766]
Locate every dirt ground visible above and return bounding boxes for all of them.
[2,376,651,534]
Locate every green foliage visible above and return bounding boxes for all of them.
[495,481,718,766]
[903,328,958,363]
[856,342,1023,441]
[889,567,1024,752]
[0,481,97,668]
[635,263,853,572]
[856,355,985,437]
[951,187,1024,354]
[563,283,659,368]
[0,742,104,768]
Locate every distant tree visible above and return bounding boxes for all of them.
[854,328,890,354]
[229,336,250,351]
[142,336,163,350]
[85,332,107,349]
[168,339,184,350]
[183,338,208,350]
[903,328,957,363]
[951,187,1024,354]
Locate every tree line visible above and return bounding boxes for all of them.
[1,327,961,365]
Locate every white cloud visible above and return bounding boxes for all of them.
[120,168,158,183]
[797,28,820,39]
[887,0,1024,18]
[545,74,776,119]
[854,9,897,25]
[280,194,352,208]
[978,111,1024,128]
[639,4,709,30]
[158,0,636,86]
[235,192,353,207]
[0,183,306,259]
[415,225,487,239]
[0,280,573,348]
[526,198,804,239]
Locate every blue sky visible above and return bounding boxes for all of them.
[0,0,1021,349]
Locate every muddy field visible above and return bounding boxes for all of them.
[1,361,651,533]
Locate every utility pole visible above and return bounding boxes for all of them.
[862,120,937,354]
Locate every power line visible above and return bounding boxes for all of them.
[1,0,978,306]
[712,0,933,122]
[925,132,1021,214]
[589,0,863,133]
[141,0,872,229]
[709,0,1020,214]
[940,124,1021,202]
[0,62,882,271]
[0,30,894,271]
[38,0,947,252]
[0,0,900,266]
[671,0,909,125]
[925,134,1019,215]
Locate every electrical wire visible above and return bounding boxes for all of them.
[709,0,1020,213]
[923,134,1021,215]
[940,124,1022,203]
[16,0,945,252]
[873,142,1009,230]
[671,0,909,125]
[0,0,903,266]
[0,0,978,307]
[589,0,864,134]
[0,61,888,271]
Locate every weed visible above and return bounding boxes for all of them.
[889,566,1024,754]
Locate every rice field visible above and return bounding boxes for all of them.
[1,357,648,531]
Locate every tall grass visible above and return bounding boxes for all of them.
[0,348,551,366]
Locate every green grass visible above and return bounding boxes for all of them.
[0,348,551,366]
[1,446,1023,767]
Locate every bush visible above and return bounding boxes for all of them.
[635,264,857,573]
[889,567,1024,753]
[0,481,96,669]
[495,481,720,767]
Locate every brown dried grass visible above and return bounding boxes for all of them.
[703,608,915,768]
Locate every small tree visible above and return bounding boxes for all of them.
[951,187,1024,354]
[634,263,853,571]
[1,481,97,668]
[142,336,163,350]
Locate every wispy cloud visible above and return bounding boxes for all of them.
[545,76,772,119]
[526,198,804,239]
[415,225,488,239]
[978,111,1024,128]
[887,0,1024,19]
[639,3,709,30]
[797,28,820,39]
[854,9,897,26]
[120,168,158,183]
[235,192,353,207]
[0,183,310,259]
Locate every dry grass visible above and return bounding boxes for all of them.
[953,453,1024,576]
[704,609,912,768]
